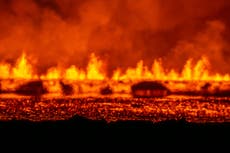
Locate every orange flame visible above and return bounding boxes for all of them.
[86,53,106,80]
[112,56,230,81]
[0,63,10,79]
[64,65,85,80]
[40,53,105,80]
[12,53,38,79]
[0,53,229,82]
[0,53,38,80]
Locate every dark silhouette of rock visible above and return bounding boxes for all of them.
[109,120,154,128]
[15,80,48,96]
[0,115,107,129]
[100,85,113,95]
[200,82,212,96]
[200,82,230,97]
[1,118,229,143]
[131,81,170,98]
[60,81,74,95]
[216,90,230,97]
[201,82,212,91]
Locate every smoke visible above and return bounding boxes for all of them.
[0,0,230,75]
[168,20,229,73]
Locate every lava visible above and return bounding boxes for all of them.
[0,96,230,123]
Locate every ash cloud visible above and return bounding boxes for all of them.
[0,0,230,75]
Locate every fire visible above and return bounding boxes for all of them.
[64,66,85,80]
[12,53,38,80]
[0,53,38,80]
[40,67,61,80]
[113,56,230,81]
[40,53,105,80]
[86,53,106,80]
[0,63,10,79]
[0,52,229,82]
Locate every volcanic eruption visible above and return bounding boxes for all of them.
[0,0,230,126]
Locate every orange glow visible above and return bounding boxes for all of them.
[0,53,229,82]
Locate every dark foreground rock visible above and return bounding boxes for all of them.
[59,81,74,95]
[131,81,170,98]
[1,115,230,130]
[14,80,48,96]
[1,115,230,143]
[100,85,113,95]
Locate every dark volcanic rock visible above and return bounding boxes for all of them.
[201,82,212,91]
[15,80,48,96]
[1,118,229,143]
[1,117,230,130]
[131,81,170,98]
[60,81,74,95]
[200,82,212,96]
[0,115,107,129]
[100,85,113,95]
[200,82,230,97]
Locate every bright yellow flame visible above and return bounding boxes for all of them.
[41,67,61,80]
[168,69,179,81]
[112,69,122,81]
[86,53,105,80]
[40,53,105,80]
[64,65,85,80]
[0,52,229,82]
[0,63,10,79]
[12,53,34,79]
[112,56,230,81]
[182,59,192,80]
[3,53,38,79]
[152,59,165,80]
